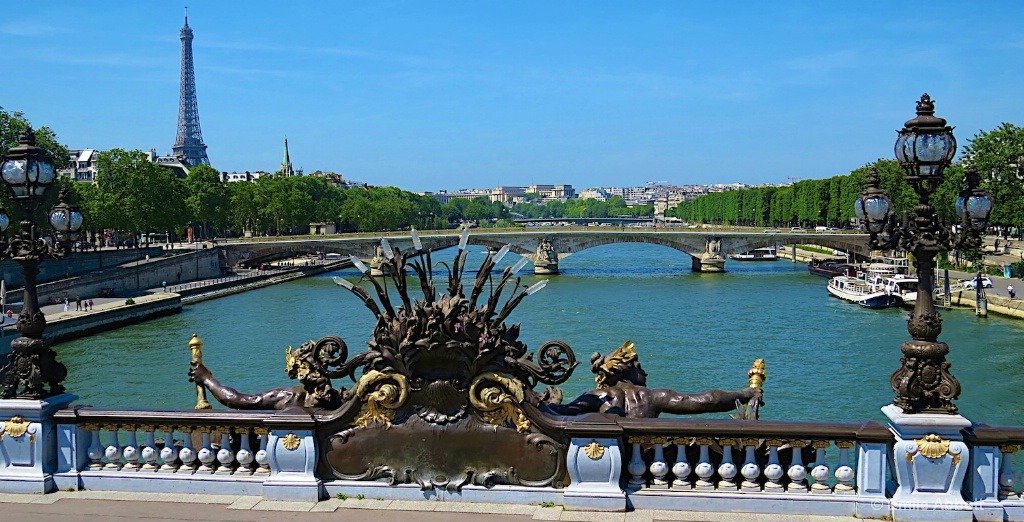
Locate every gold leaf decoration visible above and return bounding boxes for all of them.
[583,441,605,460]
[907,434,961,466]
[469,372,531,433]
[353,371,409,429]
[282,433,301,451]
[1,416,30,440]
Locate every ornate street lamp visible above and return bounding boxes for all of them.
[857,95,991,414]
[0,127,84,399]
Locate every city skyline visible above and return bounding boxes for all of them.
[4,2,1024,192]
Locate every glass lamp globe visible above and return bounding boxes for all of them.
[0,127,57,199]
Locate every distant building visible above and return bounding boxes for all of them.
[222,171,269,182]
[528,184,575,200]
[491,186,527,205]
[60,149,100,182]
[147,149,190,178]
[578,188,611,202]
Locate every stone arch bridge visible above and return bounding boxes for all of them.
[221,231,871,274]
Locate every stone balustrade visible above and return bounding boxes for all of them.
[963,425,1024,521]
[560,415,893,516]
[2,402,1021,519]
[51,406,321,501]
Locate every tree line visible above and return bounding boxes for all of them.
[2,105,1022,241]
[668,123,1024,234]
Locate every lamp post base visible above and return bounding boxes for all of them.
[883,404,973,522]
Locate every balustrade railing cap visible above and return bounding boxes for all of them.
[962,424,1024,445]
[563,412,625,437]
[617,417,894,443]
[56,406,279,428]
[262,408,317,430]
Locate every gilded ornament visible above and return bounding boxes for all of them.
[788,440,808,448]
[469,372,530,433]
[1,416,31,440]
[695,437,714,446]
[137,424,154,432]
[719,438,737,447]
[748,358,767,389]
[741,438,759,447]
[765,439,784,447]
[906,434,961,466]
[627,436,645,444]
[812,440,830,450]
[254,427,270,436]
[999,445,1019,454]
[595,341,636,388]
[157,425,174,435]
[583,441,606,460]
[83,423,100,432]
[835,441,855,449]
[649,436,669,445]
[353,370,409,429]
[282,433,301,451]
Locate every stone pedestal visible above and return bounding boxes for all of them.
[533,260,559,275]
[563,438,626,511]
[262,429,322,501]
[884,404,973,522]
[0,393,77,493]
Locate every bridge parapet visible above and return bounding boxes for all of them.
[219,231,872,273]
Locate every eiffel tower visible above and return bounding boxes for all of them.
[172,8,210,167]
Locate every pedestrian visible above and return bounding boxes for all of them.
[75,296,81,311]
[1010,285,1017,300]
[63,298,69,312]
[88,298,94,311]
[162,281,167,292]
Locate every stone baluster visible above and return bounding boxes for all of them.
[84,424,104,470]
[140,425,159,471]
[649,438,669,488]
[157,425,179,472]
[235,428,254,475]
[717,438,738,490]
[102,424,122,470]
[216,431,235,475]
[627,438,647,488]
[786,440,808,493]
[122,426,140,471]
[833,441,855,493]
[740,438,761,491]
[694,438,715,490]
[763,439,785,490]
[254,428,271,474]
[671,438,692,489]
[810,440,831,493]
[177,426,197,473]
[196,427,216,473]
[999,445,1019,500]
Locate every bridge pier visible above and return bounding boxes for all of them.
[534,238,559,275]
[692,237,726,273]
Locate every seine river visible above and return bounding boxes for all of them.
[56,244,1024,425]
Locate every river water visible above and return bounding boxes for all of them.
[57,244,1024,425]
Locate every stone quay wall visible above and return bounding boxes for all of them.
[0,248,164,289]
[18,293,182,343]
[24,249,223,305]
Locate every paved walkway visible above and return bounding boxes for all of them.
[0,491,860,522]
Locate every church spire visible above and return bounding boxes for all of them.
[281,137,293,176]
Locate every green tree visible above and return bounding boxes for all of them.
[960,122,1024,233]
[183,164,229,239]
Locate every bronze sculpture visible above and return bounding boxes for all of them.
[545,341,762,418]
[188,229,766,490]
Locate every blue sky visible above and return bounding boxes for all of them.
[3,2,1024,192]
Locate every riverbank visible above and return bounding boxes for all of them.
[0,258,352,348]
[777,244,1024,321]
